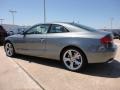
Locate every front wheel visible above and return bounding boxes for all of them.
[4,42,15,57]
[61,48,87,72]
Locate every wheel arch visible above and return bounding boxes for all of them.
[4,40,12,45]
[4,40,15,53]
[60,45,88,63]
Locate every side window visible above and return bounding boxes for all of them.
[26,24,49,34]
[49,24,68,33]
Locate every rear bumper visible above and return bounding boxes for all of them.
[87,45,117,63]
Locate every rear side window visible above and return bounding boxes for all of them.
[68,23,97,32]
[49,24,68,33]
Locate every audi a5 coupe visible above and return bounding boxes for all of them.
[4,22,117,71]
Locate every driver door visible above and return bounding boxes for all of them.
[21,24,50,56]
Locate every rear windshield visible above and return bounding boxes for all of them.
[68,23,97,32]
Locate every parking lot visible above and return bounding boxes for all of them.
[0,40,120,90]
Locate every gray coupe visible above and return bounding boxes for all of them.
[4,22,117,71]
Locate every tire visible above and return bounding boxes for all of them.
[61,47,87,72]
[4,42,15,57]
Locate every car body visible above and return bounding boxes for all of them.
[4,22,117,71]
[112,30,120,39]
[103,29,120,39]
[0,25,7,44]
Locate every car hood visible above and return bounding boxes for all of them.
[5,34,21,40]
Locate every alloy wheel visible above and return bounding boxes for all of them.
[63,49,83,71]
[5,43,14,57]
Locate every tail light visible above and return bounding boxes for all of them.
[100,36,112,44]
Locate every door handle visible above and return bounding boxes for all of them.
[40,38,45,42]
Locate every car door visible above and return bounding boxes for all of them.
[45,24,69,59]
[19,24,50,56]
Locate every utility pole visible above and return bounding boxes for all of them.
[44,0,46,23]
[110,17,114,30]
[9,10,17,25]
[0,19,4,25]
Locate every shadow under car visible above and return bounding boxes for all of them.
[12,54,120,78]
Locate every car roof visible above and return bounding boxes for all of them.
[28,22,98,33]
[33,22,71,26]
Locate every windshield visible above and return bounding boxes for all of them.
[68,23,97,32]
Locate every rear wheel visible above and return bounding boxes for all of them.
[61,48,87,72]
[4,42,15,57]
